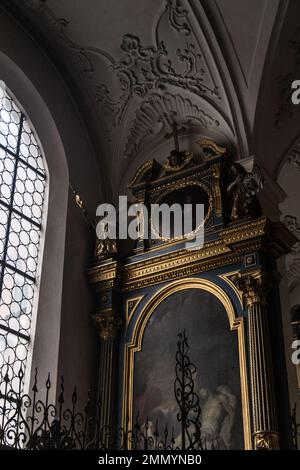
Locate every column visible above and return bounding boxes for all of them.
[93,308,122,434]
[88,259,123,443]
[234,270,280,449]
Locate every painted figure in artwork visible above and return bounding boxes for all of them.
[199,386,237,449]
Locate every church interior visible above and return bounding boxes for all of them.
[1,0,300,452]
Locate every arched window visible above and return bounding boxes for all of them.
[0,82,47,392]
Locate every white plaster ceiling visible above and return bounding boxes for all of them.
[215,0,268,85]
[6,0,295,200]
[253,0,300,180]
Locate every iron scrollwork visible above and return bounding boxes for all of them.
[174,330,202,449]
[0,331,213,450]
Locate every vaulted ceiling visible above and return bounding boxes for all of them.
[4,0,300,201]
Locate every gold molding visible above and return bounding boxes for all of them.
[128,160,156,188]
[122,278,252,450]
[162,151,193,173]
[138,168,212,200]
[197,139,226,156]
[88,260,119,285]
[88,217,267,293]
[150,179,213,242]
[125,296,144,326]
[123,242,261,292]
[220,217,267,244]
[124,217,266,271]
[219,271,243,308]
[121,218,267,292]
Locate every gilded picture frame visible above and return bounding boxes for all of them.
[122,277,252,449]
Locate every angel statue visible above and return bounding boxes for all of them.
[227,163,264,221]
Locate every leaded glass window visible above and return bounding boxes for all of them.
[0,83,47,394]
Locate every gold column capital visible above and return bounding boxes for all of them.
[234,269,280,448]
[253,431,280,450]
[233,270,266,308]
[93,309,123,340]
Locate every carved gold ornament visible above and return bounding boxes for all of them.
[93,309,123,340]
[254,431,279,450]
[162,151,193,173]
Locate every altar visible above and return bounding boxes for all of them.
[88,139,295,450]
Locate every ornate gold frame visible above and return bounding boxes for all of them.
[150,180,213,242]
[88,217,268,291]
[219,271,243,308]
[122,278,252,449]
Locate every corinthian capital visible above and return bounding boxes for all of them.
[93,309,123,340]
[233,270,266,307]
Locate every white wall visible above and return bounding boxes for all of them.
[0,6,103,406]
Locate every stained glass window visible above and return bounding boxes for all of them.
[0,82,47,396]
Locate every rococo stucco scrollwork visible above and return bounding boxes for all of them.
[13,0,238,189]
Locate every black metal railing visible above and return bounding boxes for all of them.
[174,330,202,450]
[0,330,209,450]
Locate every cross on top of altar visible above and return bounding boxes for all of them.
[164,117,187,153]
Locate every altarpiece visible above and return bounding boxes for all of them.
[88,139,296,450]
